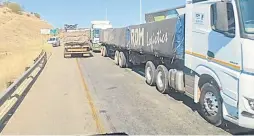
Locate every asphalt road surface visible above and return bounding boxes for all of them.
[0,46,241,135]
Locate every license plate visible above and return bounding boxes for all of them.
[68,48,87,52]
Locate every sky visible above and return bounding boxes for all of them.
[10,0,185,28]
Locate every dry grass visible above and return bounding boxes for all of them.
[0,7,52,91]
[4,2,23,14]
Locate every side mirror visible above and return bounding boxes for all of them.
[213,2,229,32]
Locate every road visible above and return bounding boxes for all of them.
[1,46,232,135]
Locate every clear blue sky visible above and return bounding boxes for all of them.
[11,0,185,28]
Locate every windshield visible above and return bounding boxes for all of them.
[49,38,56,41]
[239,0,254,34]
[93,29,100,38]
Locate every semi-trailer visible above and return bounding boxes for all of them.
[99,0,254,129]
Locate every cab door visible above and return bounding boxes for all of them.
[208,2,242,118]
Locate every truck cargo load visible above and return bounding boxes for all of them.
[100,15,185,60]
[62,30,92,58]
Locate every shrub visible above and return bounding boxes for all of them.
[3,1,10,6]
[6,2,23,14]
[34,13,40,18]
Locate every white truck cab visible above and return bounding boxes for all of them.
[185,0,254,129]
[91,21,112,44]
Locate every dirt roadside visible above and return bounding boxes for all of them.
[0,7,52,91]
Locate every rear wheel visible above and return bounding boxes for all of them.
[156,65,169,94]
[114,50,120,65]
[119,52,127,68]
[100,47,104,56]
[199,82,223,127]
[64,51,67,58]
[101,46,107,57]
[145,61,156,86]
[103,46,108,57]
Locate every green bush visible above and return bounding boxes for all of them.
[34,13,40,18]
[6,2,23,14]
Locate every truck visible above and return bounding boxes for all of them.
[99,0,254,129]
[63,24,91,58]
[90,21,112,52]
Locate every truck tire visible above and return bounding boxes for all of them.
[119,52,127,68]
[199,82,223,127]
[102,46,108,57]
[156,65,169,94]
[64,51,67,58]
[145,61,156,86]
[114,50,120,65]
[101,47,104,56]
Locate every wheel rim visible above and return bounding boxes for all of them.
[103,47,107,55]
[118,55,122,64]
[157,71,163,88]
[146,67,152,81]
[204,91,219,116]
[115,53,118,63]
[101,48,104,56]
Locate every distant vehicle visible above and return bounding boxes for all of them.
[48,37,60,47]
[90,21,112,52]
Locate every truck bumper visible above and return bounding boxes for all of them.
[238,73,254,129]
[64,47,91,57]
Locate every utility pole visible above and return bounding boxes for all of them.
[106,8,108,21]
[140,0,142,24]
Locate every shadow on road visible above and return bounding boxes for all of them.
[128,64,145,77]
[92,50,102,53]
[64,53,94,59]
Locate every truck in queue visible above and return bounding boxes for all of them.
[63,24,91,58]
[90,21,112,52]
[99,0,254,129]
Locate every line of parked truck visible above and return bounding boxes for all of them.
[98,0,254,130]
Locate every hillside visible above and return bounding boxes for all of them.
[0,7,52,91]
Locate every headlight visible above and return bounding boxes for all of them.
[249,100,254,110]
[246,98,254,111]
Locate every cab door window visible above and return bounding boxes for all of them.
[211,3,235,37]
